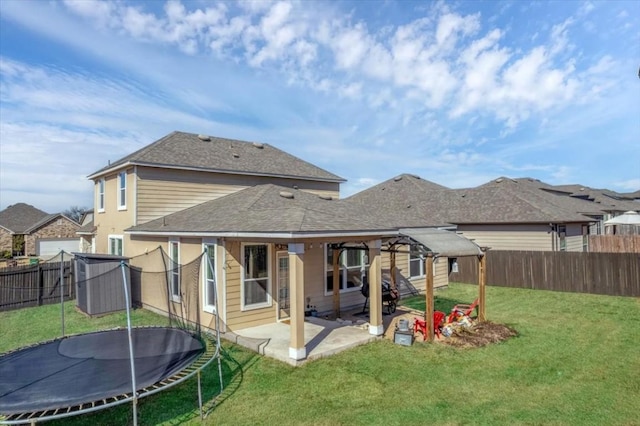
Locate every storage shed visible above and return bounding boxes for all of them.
[74,253,132,316]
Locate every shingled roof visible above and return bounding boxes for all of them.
[126,184,397,237]
[543,183,640,212]
[347,174,599,225]
[345,174,455,227]
[88,131,344,183]
[0,203,49,233]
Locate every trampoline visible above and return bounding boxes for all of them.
[0,327,215,424]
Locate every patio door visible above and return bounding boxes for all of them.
[277,252,290,320]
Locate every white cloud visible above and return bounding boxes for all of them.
[613,179,640,191]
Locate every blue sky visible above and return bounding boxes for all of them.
[1,0,638,213]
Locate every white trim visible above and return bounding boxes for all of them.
[97,178,105,212]
[240,243,272,311]
[168,238,180,302]
[276,251,290,321]
[125,230,399,239]
[202,238,218,314]
[369,324,384,336]
[87,161,345,183]
[133,165,138,226]
[117,171,127,211]
[289,346,306,360]
[107,234,124,256]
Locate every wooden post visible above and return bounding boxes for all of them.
[289,243,306,360]
[368,240,383,336]
[425,254,435,342]
[478,254,486,322]
[332,247,340,318]
[390,249,397,291]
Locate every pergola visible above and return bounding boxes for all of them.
[384,228,487,342]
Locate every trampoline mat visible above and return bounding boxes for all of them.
[0,327,204,415]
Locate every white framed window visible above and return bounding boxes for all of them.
[202,239,217,313]
[241,243,271,310]
[98,179,105,212]
[108,235,123,256]
[325,246,367,294]
[117,171,127,210]
[558,225,567,251]
[409,245,425,279]
[169,239,180,302]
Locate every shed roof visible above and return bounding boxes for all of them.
[88,131,344,183]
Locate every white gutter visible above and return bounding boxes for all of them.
[125,230,400,239]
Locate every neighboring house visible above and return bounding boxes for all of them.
[76,209,95,253]
[0,203,80,257]
[541,183,640,235]
[347,175,598,252]
[87,131,344,256]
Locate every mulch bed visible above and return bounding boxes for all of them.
[440,321,518,348]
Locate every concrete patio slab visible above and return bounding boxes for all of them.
[228,306,423,366]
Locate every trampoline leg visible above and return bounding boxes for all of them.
[198,370,203,420]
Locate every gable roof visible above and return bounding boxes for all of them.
[24,214,79,233]
[126,184,397,238]
[0,203,49,234]
[88,131,344,183]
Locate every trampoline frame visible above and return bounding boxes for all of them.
[0,250,225,425]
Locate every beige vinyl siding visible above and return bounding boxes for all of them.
[565,223,585,252]
[457,224,553,251]
[136,167,340,224]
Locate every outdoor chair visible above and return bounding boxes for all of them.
[414,311,446,341]
[447,298,479,323]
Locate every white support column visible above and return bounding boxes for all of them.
[368,240,384,336]
[288,243,306,360]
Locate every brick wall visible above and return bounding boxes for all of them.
[0,228,12,255]
[24,218,80,256]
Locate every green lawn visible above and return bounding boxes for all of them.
[1,283,639,425]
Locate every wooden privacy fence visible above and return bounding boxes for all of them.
[589,235,640,253]
[0,261,75,312]
[449,250,640,297]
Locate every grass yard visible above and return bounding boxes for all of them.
[1,283,639,425]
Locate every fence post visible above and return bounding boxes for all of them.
[38,264,44,306]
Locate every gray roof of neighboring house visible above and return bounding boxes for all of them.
[126,184,397,236]
[345,174,455,228]
[347,174,596,225]
[545,183,640,212]
[450,178,597,223]
[88,131,345,183]
[0,203,49,233]
[620,190,640,199]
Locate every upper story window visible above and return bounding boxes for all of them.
[118,171,127,210]
[98,179,105,212]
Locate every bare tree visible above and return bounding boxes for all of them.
[63,206,89,223]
